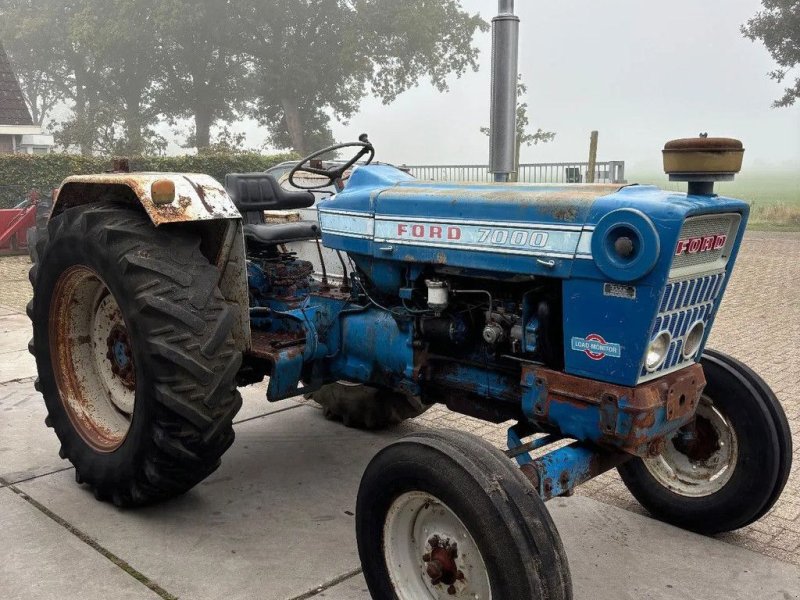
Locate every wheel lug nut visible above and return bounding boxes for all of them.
[426,559,443,581]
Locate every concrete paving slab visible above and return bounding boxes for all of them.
[0,487,160,600]
[17,405,405,600]
[321,495,800,600]
[0,372,302,485]
[0,349,37,383]
[0,313,31,354]
[0,379,67,485]
[0,304,21,317]
[12,400,800,600]
[235,379,306,422]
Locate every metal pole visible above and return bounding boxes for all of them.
[587,131,598,184]
[489,0,519,183]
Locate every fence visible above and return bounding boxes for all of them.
[403,161,626,184]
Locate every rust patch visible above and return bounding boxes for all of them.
[248,330,306,363]
[522,363,706,457]
[52,172,241,225]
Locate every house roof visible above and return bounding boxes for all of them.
[0,42,34,127]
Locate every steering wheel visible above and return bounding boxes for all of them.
[288,134,375,190]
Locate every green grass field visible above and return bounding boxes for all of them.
[629,170,800,231]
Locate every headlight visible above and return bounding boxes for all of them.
[645,331,671,372]
[682,321,705,358]
[591,209,660,282]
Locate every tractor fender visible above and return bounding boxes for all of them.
[49,172,251,352]
[52,172,241,225]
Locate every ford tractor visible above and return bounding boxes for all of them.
[28,135,792,599]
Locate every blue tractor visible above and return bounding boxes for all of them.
[29,135,792,599]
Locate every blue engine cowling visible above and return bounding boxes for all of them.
[317,165,748,388]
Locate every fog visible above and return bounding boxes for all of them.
[240,0,797,173]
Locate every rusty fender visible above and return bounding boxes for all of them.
[50,172,250,351]
[52,172,241,225]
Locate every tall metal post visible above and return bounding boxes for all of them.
[489,0,520,183]
[587,130,598,183]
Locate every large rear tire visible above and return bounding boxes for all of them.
[618,350,792,534]
[310,382,429,430]
[29,203,243,506]
[357,429,572,599]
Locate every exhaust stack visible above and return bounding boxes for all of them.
[489,0,520,183]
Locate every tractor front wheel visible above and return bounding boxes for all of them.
[618,349,792,534]
[29,203,243,506]
[357,429,572,599]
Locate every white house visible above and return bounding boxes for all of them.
[0,42,54,154]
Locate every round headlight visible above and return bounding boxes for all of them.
[682,321,705,359]
[645,331,671,372]
[591,209,660,282]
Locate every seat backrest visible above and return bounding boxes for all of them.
[224,173,315,224]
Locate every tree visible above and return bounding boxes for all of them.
[481,75,555,180]
[742,1,800,107]
[0,0,129,154]
[0,1,68,126]
[155,1,249,149]
[237,0,488,155]
[67,0,165,155]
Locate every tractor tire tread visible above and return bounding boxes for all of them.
[310,382,429,430]
[30,204,242,506]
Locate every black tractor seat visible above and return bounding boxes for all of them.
[243,221,319,245]
[224,172,319,247]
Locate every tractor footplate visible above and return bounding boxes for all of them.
[520,363,706,457]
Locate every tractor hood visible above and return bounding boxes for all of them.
[317,164,748,286]
[319,165,618,281]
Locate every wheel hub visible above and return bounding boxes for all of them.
[643,395,738,497]
[673,415,720,462]
[423,535,465,592]
[383,491,491,599]
[106,325,135,390]
[49,266,135,452]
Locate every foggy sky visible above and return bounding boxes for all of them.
[201,0,800,173]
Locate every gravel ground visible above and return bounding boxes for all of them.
[2,229,798,565]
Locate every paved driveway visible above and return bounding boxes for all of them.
[1,231,799,598]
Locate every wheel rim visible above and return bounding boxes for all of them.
[643,395,738,497]
[49,265,135,452]
[383,491,492,599]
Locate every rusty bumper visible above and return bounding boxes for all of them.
[521,363,707,458]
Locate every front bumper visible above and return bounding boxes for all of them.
[521,363,706,457]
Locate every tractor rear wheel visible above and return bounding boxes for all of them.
[618,350,792,534]
[310,382,429,430]
[29,203,243,506]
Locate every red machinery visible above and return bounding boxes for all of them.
[0,190,38,255]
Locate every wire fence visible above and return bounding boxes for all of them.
[403,161,626,184]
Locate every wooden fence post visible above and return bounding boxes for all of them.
[587,130,598,183]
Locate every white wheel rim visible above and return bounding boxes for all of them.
[50,266,135,451]
[643,396,738,497]
[383,491,492,600]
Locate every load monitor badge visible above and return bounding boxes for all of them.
[571,334,621,360]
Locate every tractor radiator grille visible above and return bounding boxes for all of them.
[639,271,726,381]
[669,213,741,278]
